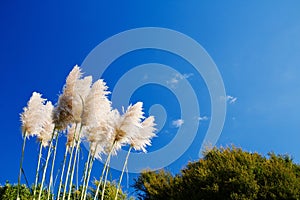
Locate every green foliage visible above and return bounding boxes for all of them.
[59,181,129,200]
[0,182,49,200]
[133,170,178,200]
[133,147,300,200]
[91,180,127,200]
[0,181,129,200]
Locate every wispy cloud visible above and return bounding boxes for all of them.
[226,95,237,104]
[197,116,209,121]
[167,73,193,88]
[172,119,184,128]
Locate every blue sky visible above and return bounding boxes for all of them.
[1,0,300,195]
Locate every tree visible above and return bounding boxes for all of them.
[133,170,178,200]
[133,147,300,200]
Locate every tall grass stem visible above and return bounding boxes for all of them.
[47,134,59,200]
[94,143,115,200]
[80,148,91,200]
[114,146,132,200]
[67,125,82,200]
[83,144,98,200]
[57,146,69,200]
[38,128,56,200]
[17,131,27,200]
[62,123,78,200]
[33,142,43,199]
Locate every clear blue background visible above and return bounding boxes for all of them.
[1,0,300,195]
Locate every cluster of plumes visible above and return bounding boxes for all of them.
[20,92,55,147]
[52,66,93,130]
[21,65,156,157]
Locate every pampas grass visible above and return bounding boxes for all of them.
[19,92,50,200]
[114,116,156,200]
[18,65,157,200]
[94,102,146,199]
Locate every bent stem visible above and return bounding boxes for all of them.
[38,128,56,200]
[17,131,27,200]
[47,134,59,200]
[114,146,132,200]
[57,145,69,200]
[33,142,43,200]
[94,143,115,200]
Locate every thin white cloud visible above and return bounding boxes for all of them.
[168,77,179,84]
[167,73,193,88]
[172,119,184,128]
[226,95,237,104]
[182,73,193,79]
[198,116,209,121]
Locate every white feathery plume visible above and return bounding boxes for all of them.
[72,76,92,123]
[108,102,145,154]
[53,65,82,131]
[66,79,101,200]
[20,92,47,137]
[82,79,112,158]
[19,91,47,199]
[84,125,110,160]
[94,103,146,200]
[103,109,121,154]
[81,79,111,127]
[64,65,83,97]
[118,102,144,141]
[38,101,55,147]
[131,116,157,153]
[121,102,144,131]
[113,115,156,200]
[90,142,104,159]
